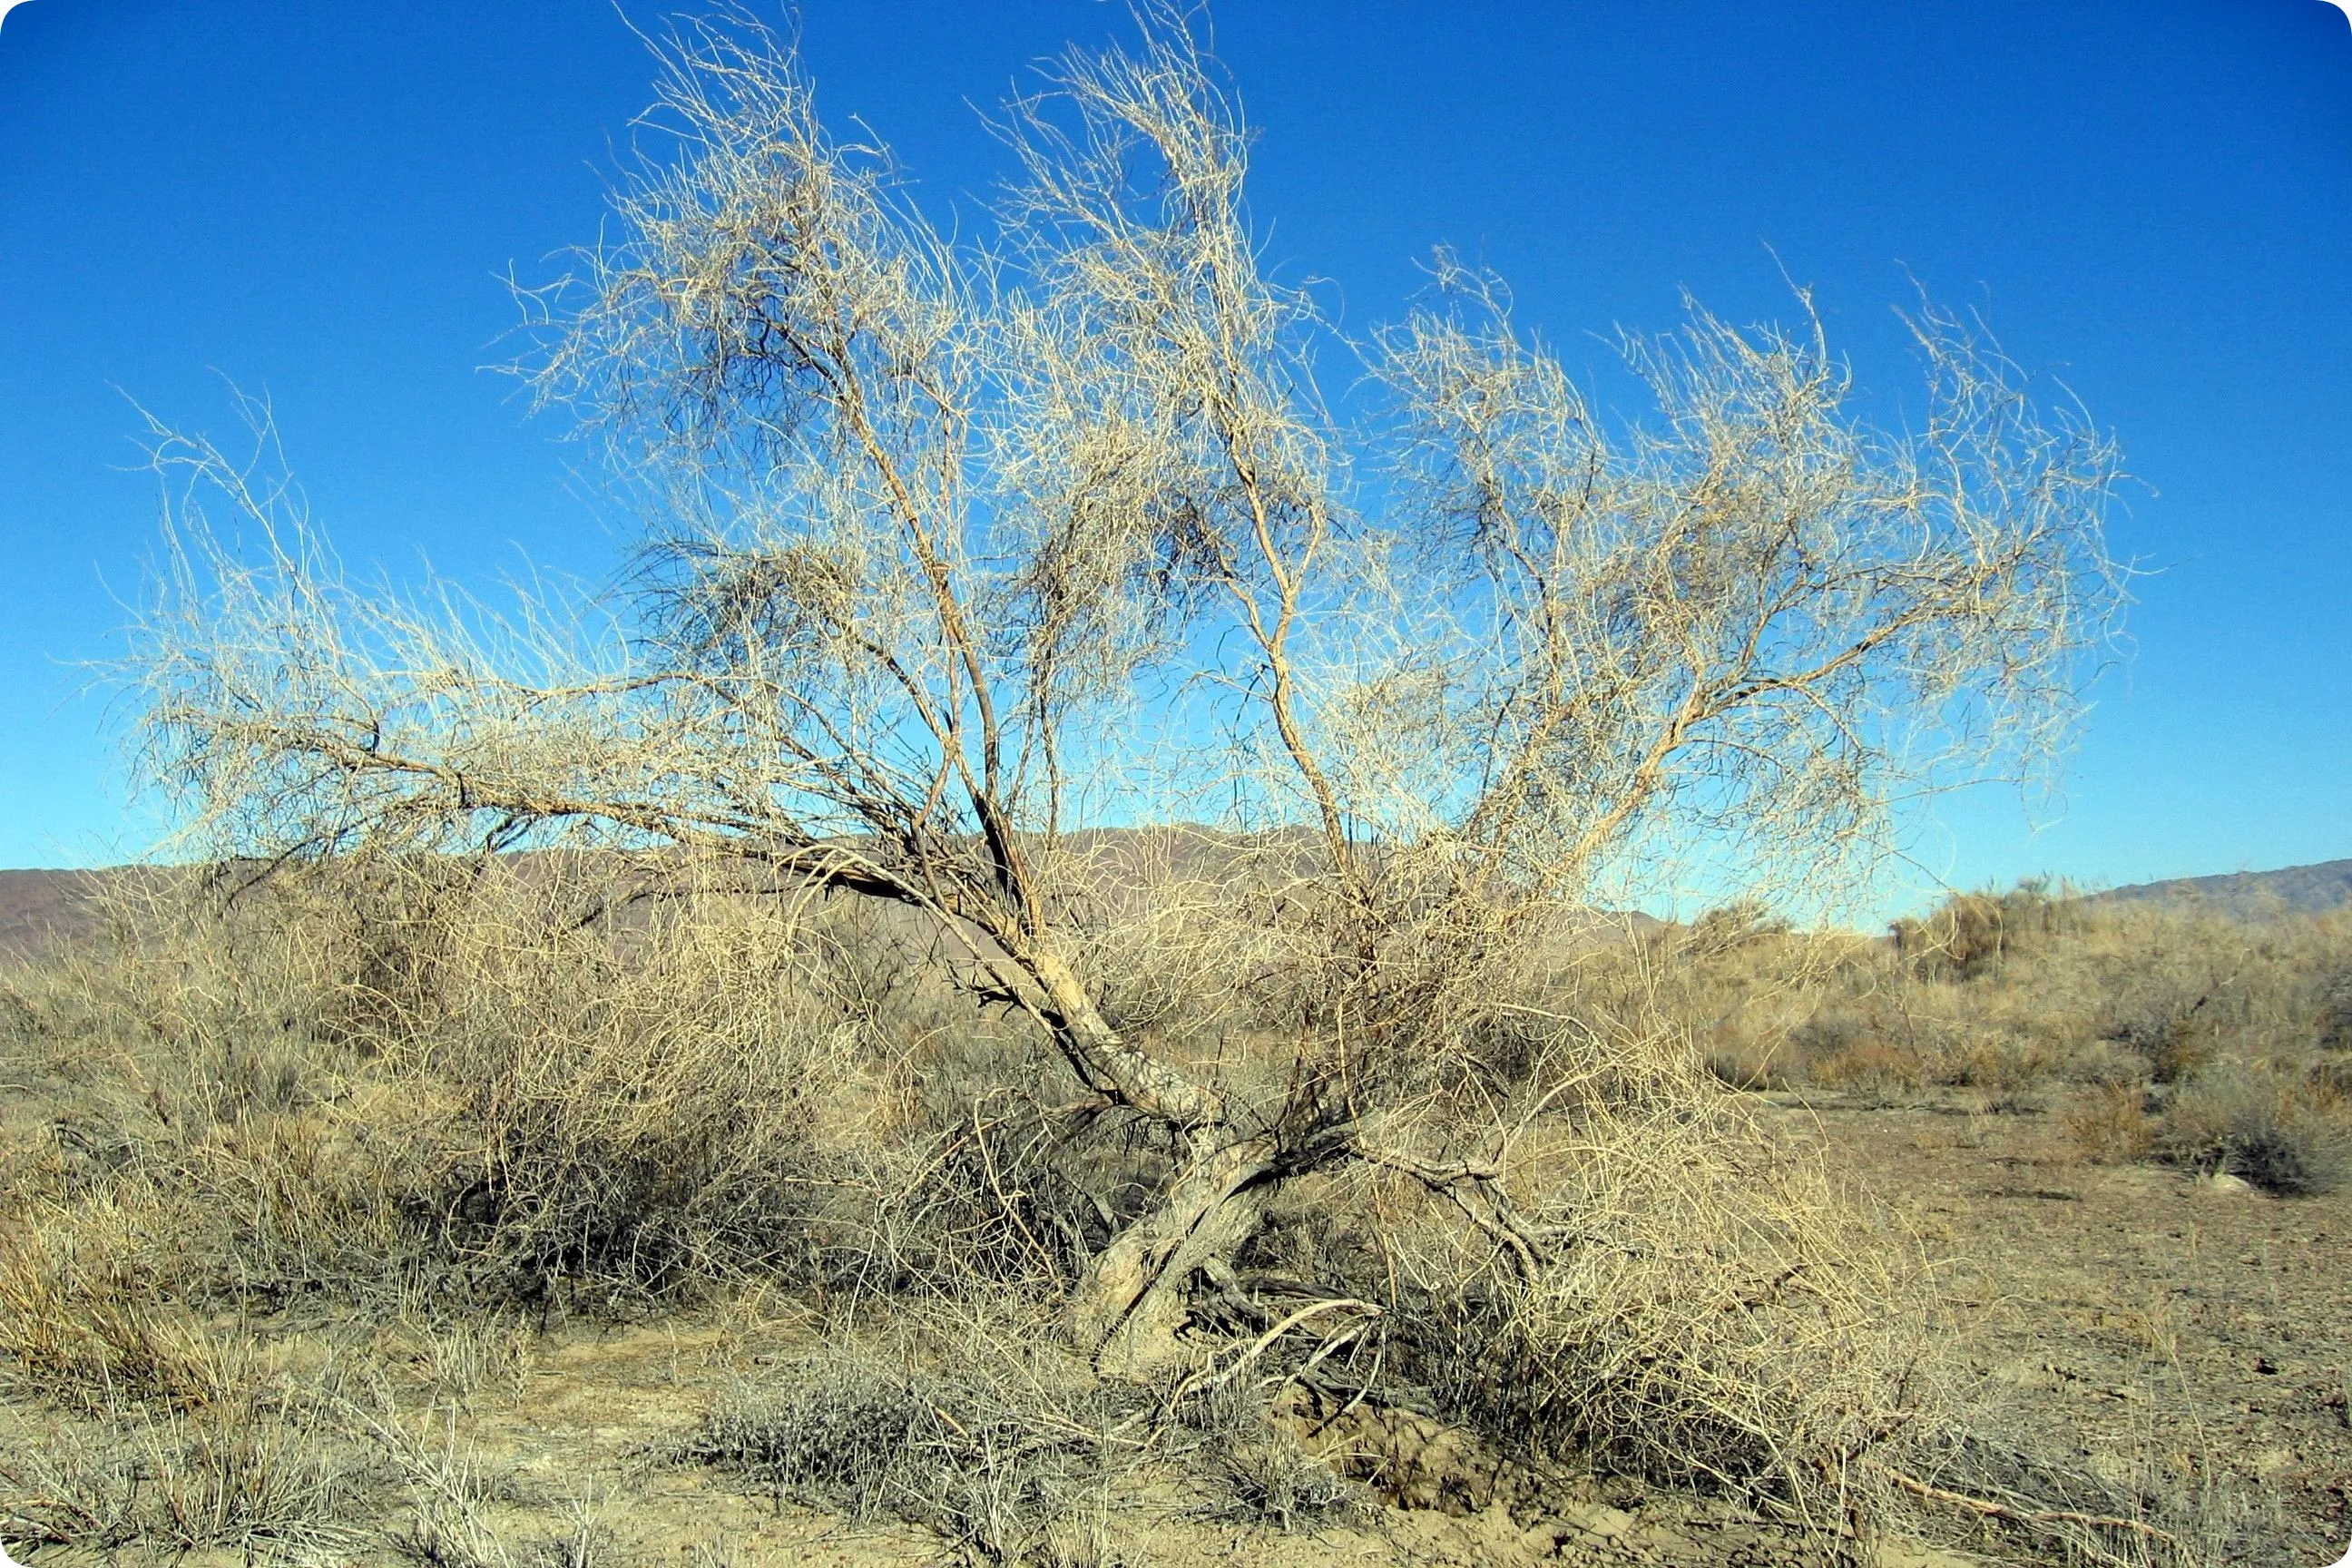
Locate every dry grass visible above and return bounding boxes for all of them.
[5,863,2335,1563]
[2064,1084,2159,1165]
[1650,886,2352,1191]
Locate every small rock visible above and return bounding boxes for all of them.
[2203,1171,2255,1195]
[1563,1502,1636,1542]
[1519,1522,1573,1557]
[2250,1445,2297,1477]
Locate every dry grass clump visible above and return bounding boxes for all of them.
[675,1311,1154,1565]
[1893,1426,2249,1568]
[675,1299,1376,1560]
[0,1388,363,1557]
[2154,1066,2348,1195]
[1186,1385,1364,1535]
[0,1267,368,1561]
[2063,1084,2159,1165]
[364,1396,625,1568]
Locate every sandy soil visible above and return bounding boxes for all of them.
[1763,1092,2350,1568]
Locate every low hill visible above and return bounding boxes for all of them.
[0,868,123,961]
[2092,857,2352,916]
[7,850,2346,962]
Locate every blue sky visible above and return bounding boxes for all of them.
[0,0,2346,912]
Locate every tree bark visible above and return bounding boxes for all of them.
[985,925,1269,1374]
[1018,943,1225,1131]
[1065,1132,1279,1376]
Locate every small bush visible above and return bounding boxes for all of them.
[676,1340,1127,1563]
[1927,1032,2052,1094]
[1893,893,2008,979]
[2157,1072,2349,1196]
[1183,1383,1361,1534]
[2063,1085,2154,1164]
[1891,882,2076,982]
[1703,1046,1795,1093]
[2317,968,2352,1052]
[2060,1038,2153,1088]
[2309,1055,2352,1101]
[1809,1040,1926,1100]
[2112,998,2220,1085]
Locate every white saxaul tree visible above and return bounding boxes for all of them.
[132,4,2120,1370]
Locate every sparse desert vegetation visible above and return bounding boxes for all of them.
[4,866,2344,1565]
[1693,882,2352,1200]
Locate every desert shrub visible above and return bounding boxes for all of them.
[1893,892,2009,979]
[1702,1044,1797,1092]
[1321,1052,1927,1531]
[2157,1069,2348,1196]
[380,916,856,1303]
[2063,1084,2156,1164]
[1810,1038,1928,1100]
[2103,988,2221,1085]
[1673,900,1793,958]
[677,1334,1132,1564]
[1893,881,2079,982]
[2058,1036,2153,1087]
[1922,1029,2057,1111]
[1788,1006,1877,1064]
[2317,967,2352,1052]
[2309,1054,2352,1100]
[0,862,973,1318]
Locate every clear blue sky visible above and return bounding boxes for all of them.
[1,0,2346,912]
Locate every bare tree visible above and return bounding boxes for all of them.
[130,4,2119,1371]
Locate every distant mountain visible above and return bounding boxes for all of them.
[0,868,122,961]
[7,849,2343,962]
[2092,858,2352,917]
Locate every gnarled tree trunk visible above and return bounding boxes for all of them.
[987,927,1276,1373]
[1066,1131,1280,1375]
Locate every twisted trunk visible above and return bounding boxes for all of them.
[987,917,1272,1373]
[1019,942,1223,1130]
[1065,1131,1280,1375]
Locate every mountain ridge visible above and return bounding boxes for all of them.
[3,851,2345,962]
[2086,857,2352,916]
